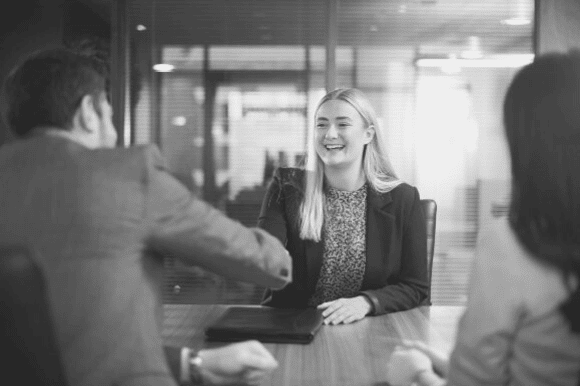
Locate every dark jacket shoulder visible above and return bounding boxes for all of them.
[388,182,420,201]
[274,167,305,184]
[366,182,421,222]
[271,167,308,195]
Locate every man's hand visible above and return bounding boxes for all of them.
[197,340,278,386]
[317,296,371,325]
[256,230,293,290]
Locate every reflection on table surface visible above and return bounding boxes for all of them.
[163,305,465,386]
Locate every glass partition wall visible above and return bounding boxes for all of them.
[123,0,533,304]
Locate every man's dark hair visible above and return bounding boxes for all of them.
[3,47,107,137]
[64,35,111,99]
[504,50,580,332]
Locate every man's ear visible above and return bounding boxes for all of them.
[77,94,99,133]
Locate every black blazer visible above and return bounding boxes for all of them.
[258,168,429,315]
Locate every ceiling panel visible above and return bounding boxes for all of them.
[108,0,533,54]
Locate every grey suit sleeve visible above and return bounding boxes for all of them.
[143,146,292,289]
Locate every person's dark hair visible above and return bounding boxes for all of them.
[65,35,111,98]
[504,50,580,332]
[3,47,107,137]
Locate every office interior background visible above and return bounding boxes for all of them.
[0,0,578,306]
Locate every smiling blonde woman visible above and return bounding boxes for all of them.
[258,88,429,325]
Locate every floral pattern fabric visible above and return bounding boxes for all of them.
[308,184,367,306]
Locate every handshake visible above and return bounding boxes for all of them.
[387,340,449,386]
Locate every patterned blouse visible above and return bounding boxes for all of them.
[307,183,367,306]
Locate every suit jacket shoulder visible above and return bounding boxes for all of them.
[274,167,305,187]
[366,181,420,214]
[388,182,419,200]
[90,143,163,169]
[75,144,171,191]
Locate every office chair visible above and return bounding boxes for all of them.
[0,245,69,385]
[420,199,437,306]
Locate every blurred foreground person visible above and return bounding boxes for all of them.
[0,47,292,386]
[388,51,580,386]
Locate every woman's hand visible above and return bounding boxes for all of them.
[400,340,450,378]
[387,346,433,386]
[317,296,372,325]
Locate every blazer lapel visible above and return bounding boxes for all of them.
[363,187,394,287]
[368,187,393,213]
[305,238,324,295]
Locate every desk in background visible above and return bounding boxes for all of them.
[163,305,464,386]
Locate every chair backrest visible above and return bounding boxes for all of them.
[420,199,437,306]
[0,245,69,385]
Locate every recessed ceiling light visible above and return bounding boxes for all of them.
[502,0,533,26]
[501,17,531,26]
[152,64,175,72]
[172,116,187,126]
[416,54,534,69]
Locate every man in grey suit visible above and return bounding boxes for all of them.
[0,48,292,385]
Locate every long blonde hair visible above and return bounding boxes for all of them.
[299,88,402,241]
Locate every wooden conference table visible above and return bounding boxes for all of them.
[163,304,465,386]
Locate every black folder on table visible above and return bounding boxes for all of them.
[205,307,324,344]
